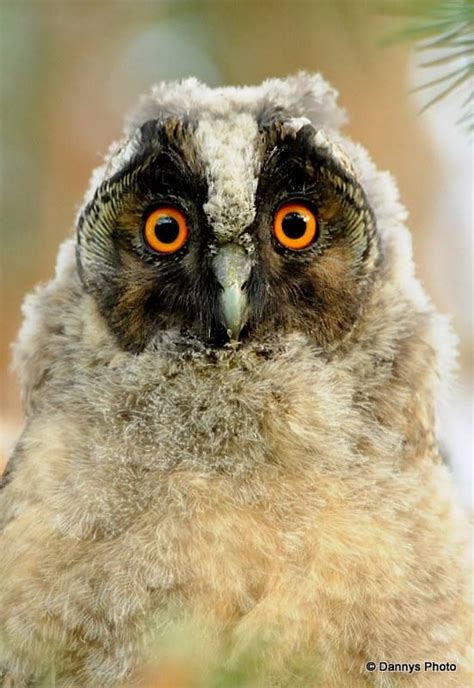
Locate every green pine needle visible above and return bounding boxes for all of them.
[381,0,474,132]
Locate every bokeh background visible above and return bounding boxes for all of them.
[0,0,472,504]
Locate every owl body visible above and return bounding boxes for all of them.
[0,75,471,687]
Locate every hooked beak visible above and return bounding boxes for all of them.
[212,244,252,341]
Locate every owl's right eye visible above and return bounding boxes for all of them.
[143,206,189,254]
[273,202,318,251]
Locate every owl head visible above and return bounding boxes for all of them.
[76,74,400,354]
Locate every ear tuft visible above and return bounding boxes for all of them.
[258,72,346,131]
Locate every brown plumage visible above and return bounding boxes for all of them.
[0,74,471,687]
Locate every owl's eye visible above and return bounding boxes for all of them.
[273,202,318,251]
[143,206,189,254]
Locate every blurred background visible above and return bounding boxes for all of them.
[0,0,472,505]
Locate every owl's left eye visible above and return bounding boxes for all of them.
[273,202,318,251]
[143,206,189,254]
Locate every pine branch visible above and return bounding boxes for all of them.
[380,0,474,132]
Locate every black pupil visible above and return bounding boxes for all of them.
[281,212,307,239]
[155,216,180,244]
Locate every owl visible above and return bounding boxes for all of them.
[0,74,471,688]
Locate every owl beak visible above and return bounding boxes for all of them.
[212,244,252,341]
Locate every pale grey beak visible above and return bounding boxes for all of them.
[212,244,252,341]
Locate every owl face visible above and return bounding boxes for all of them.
[77,81,380,354]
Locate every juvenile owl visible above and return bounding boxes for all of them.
[0,74,471,687]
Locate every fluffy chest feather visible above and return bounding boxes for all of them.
[2,336,442,685]
[24,328,404,547]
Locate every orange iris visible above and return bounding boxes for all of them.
[273,202,318,251]
[143,206,189,254]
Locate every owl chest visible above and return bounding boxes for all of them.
[64,346,375,541]
[87,354,281,474]
[51,349,349,549]
[7,351,413,681]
